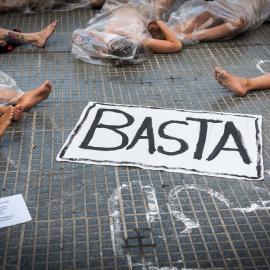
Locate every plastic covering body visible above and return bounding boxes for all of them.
[0,0,91,13]
[167,0,270,44]
[0,0,174,18]
[0,71,24,106]
[72,0,155,66]
[154,0,175,21]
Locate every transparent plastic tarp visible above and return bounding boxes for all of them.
[154,0,175,21]
[0,0,91,14]
[0,71,23,106]
[167,0,270,44]
[72,0,155,66]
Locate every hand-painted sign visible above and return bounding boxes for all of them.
[57,102,263,180]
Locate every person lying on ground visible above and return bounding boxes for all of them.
[0,0,91,14]
[214,67,270,97]
[72,0,181,66]
[0,71,52,141]
[90,0,175,21]
[148,0,270,44]
[0,20,57,53]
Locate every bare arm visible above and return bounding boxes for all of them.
[145,21,182,54]
[187,18,245,41]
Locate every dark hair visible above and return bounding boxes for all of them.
[109,38,134,67]
[109,38,149,67]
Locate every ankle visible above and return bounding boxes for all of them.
[244,78,252,91]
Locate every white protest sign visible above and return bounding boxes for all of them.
[0,194,32,228]
[57,102,263,180]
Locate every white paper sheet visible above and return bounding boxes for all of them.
[57,102,263,180]
[0,194,32,228]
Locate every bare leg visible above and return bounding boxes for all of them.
[0,20,57,48]
[0,105,13,141]
[184,18,243,41]
[171,11,222,35]
[214,67,270,96]
[14,81,52,111]
[0,104,23,121]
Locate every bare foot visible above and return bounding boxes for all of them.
[0,105,13,141]
[72,31,83,44]
[14,81,52,112]
[214,67,248,96]
[33,20,57,48]
[147,19,165,40]
[90,0,105,8]
[0,104,23,121]
[13,104,23,121]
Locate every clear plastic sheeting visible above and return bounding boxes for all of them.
[0,71,24,106]
[72,0,154,67]
[154,0,175,21]
[167,0,270,44]
[0,0,91,14]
